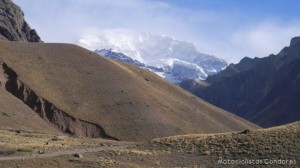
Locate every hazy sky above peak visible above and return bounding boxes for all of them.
[14,0,300,63]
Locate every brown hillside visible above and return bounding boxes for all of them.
[0,88,59,134]
[0,40,258,141]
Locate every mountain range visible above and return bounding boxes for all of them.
[182,37,300,127]
[78,31,227,83]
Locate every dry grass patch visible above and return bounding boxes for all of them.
[150,122,300,160]
[112,149,155,156]
[0,129,120,156]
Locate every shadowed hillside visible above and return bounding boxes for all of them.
[183,37,300,127]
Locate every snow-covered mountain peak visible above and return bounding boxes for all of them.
[78,30,227,83]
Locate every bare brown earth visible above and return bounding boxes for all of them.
[0,122,298,167]
[0,88,59,134]
[0,40,258,141]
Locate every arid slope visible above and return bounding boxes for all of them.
[0,41,258,141]
[0,89,59,134]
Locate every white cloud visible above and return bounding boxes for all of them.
[227,21,300,63]
[13,0,300,63]
[14,0,179,42]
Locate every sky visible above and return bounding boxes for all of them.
[14,0,300,63]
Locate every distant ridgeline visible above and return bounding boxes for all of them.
[183,37,300,128]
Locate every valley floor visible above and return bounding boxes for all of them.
[0,122,299,168]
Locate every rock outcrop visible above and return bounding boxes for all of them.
[0,0,41,42]
[0,61,118,140]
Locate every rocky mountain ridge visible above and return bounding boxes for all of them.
[185,37,300,127]
[0,0,41,42]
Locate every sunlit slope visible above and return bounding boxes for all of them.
[0,41,258,141]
